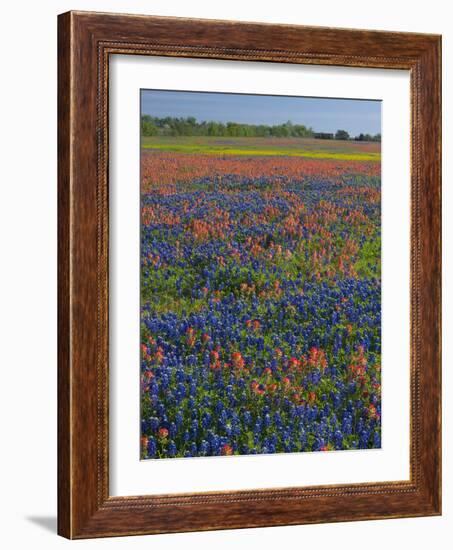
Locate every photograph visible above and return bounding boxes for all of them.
[139,90,383,459]
[0,0,447,545]
[52,9,441,539]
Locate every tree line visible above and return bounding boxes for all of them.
[141,115,381,142]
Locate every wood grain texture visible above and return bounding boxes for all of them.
[57,11,72,538]
[57,10,441,539]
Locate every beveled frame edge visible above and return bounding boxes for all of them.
[57,10,441,539]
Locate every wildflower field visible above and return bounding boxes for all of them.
[140,136,381,459]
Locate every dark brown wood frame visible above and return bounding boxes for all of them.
[58,10,441,539]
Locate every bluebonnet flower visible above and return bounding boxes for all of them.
[140,156,382,458]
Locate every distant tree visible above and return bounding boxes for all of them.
[140,115,316,138]
[335,129,350,141]
[141,115,158,136]
[354,133,382,142]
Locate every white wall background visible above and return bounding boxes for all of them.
[0,1,449,548]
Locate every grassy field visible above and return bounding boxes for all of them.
[140,133,382,459]
[141,136,381,162]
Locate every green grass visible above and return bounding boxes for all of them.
[354,237,381,278]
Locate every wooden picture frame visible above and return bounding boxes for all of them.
[58,10,441,539]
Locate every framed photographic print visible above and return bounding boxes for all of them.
[58,11,441,538]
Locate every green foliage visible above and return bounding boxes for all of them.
[354,132,381,142]
[140,115,314,138]
[141,115,158,136]
[354,236,381,278]
[335,129,350,140]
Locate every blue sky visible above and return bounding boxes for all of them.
[141,89,381,136]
